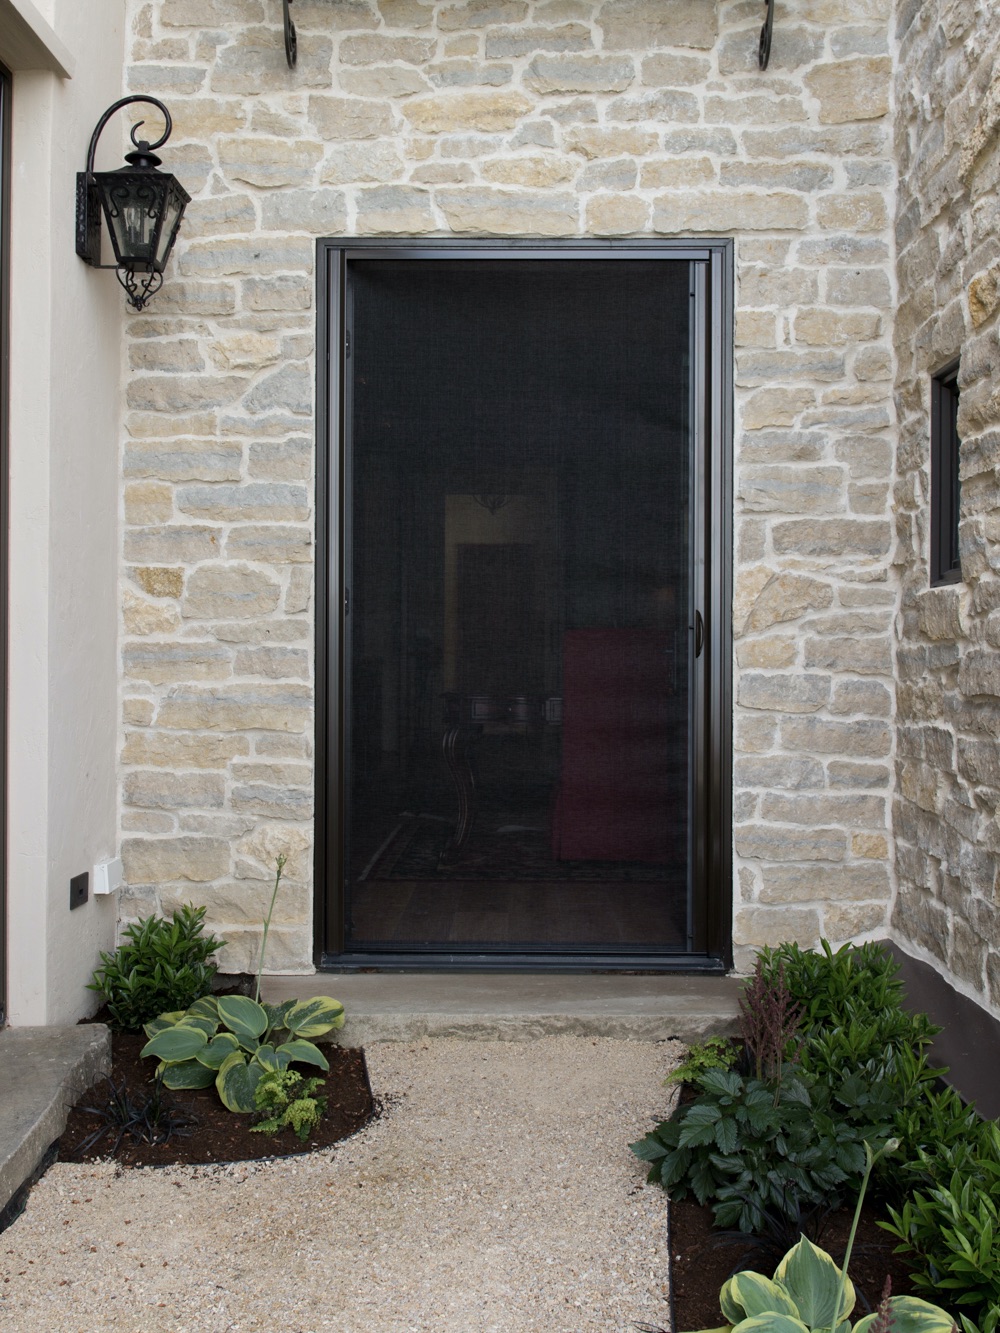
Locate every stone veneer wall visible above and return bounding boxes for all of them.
[892,0,1000,1012]
[120,0,901,974]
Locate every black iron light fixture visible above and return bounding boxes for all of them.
[76,95,190,311]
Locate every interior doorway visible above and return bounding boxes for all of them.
[317,242,732,967]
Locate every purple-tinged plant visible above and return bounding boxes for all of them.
[739,956,803,1083]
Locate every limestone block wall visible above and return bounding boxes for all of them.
[892,0,1000,1012]
[121,0,900,973]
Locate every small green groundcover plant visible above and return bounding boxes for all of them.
[88,905,223,1032]
[252,1069,327,1142]
[665,1036,739,1088]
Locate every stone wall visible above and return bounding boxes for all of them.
[892,0,1000,1012]
[121,0,900,973]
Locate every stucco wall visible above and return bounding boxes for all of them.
[5,0,124,1023]
[891,0,1000,1014]
[120,0,901,972]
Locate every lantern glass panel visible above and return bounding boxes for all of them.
[154,183,187,268]
[96,171,169,270]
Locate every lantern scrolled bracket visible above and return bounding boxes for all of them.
[75,95,190,311]
[759,0,775,69]
[283,0,297,68]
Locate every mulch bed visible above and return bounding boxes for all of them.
[59,1026,375,1169]
[669,1193,917,1329]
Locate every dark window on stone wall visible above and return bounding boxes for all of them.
[931,363,962,587]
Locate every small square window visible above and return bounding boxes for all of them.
[931,362,962,586]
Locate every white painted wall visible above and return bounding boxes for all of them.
[5,0,124,1024]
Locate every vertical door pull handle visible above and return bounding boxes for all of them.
[694,609,705,658]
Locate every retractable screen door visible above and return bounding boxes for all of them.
[322,247,726,962]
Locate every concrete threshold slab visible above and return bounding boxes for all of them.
[0,1026,111,1223]
[262,972,742,1045]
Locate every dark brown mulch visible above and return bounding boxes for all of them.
[59,1026,375,1168]
[668,1193,917,1330]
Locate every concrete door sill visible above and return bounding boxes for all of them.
[261,971,742,1044]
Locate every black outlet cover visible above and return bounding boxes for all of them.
[70,872,89,910]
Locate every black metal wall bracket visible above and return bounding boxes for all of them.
[283,0,297,68]
[759,0,774,69]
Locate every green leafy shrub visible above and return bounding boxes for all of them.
[759,940,940,1062]
[894,1083,995,1188]
[881,1120,1000,1316]
[88,905,223,1031]
[759,939,904,1024]
[252,1069,327,1142]
[665,1035,739,1088]
[758,940,948,1196]
[631,947,914,1237]
[630,1065,875,1235]
[676,1141,963,1333]
[633,937,1000,1320]
[631,940,948,1243]
[140,992,345,1112]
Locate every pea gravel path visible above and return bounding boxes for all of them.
[0,1036,683,1332]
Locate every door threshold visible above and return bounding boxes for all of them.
[264,968,741,1044]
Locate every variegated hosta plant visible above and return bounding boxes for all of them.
[703,1233,958,1333]
[140,993,346,1113]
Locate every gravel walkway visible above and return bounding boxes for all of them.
[0,1036,682,1332]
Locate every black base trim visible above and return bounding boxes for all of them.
[319,951,728,973]
[887,940,1000,1118]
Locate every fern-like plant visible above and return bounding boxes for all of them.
[252,1068,328,1142]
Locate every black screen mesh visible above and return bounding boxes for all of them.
[345,259,692,953]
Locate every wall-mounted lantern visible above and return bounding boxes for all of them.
[76,95,190,311]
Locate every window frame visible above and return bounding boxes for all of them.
[930,361,962,588]
[0,62,10,1025]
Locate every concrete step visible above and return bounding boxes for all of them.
[0,1025,111,1224]
[262,972,742,1044]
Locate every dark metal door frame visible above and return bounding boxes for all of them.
[314,238,733,971]
[0,65,11,1022]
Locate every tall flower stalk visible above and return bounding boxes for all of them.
[255,853,287,1005]
[831,1136,900,1333]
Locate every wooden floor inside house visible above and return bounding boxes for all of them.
[346,805,688,952]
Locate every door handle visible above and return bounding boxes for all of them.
[693,609,705,658]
